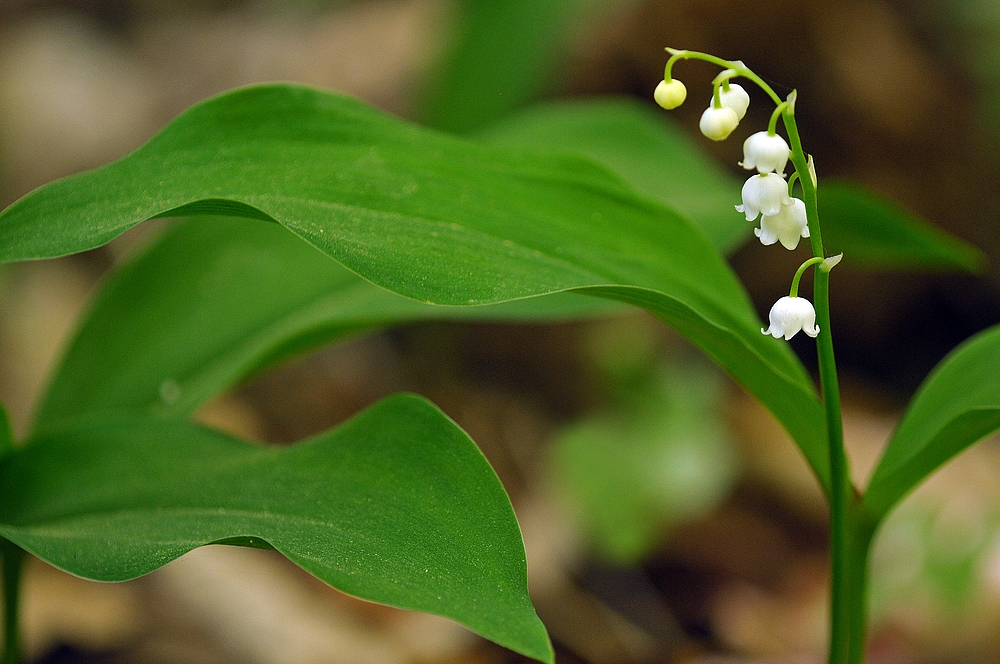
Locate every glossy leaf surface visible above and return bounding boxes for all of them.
[40,96,751,426]
[864,325,1000,520]
[37,216,615,428]
[2,394,553,662]
[480,98,746,253]
[0,84,827,490]
[819,181,984,273]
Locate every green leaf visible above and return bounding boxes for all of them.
[863,325,1000,521]
[41,98,750,426]
[820,181,985,273]
[0,84,827,492]
[37,216,616,428]
[552,362,736,563]
[479,97,747,253]
[421,0,612,133]
[1,394,553,663]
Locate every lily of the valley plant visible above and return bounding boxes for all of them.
[656,48,858,663]
[0,35,997,664]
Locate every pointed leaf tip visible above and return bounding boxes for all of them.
[3,394,553,660]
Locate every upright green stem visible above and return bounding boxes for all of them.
[664,48,871,663]
[783,110,857,664]
[845,513,877,664]
[1,540,23,664]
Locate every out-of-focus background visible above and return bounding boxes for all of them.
[2,1,1000,662]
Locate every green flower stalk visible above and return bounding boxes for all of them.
[655,49,862,664]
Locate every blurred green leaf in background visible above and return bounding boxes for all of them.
[552,320,737,563]
[819,181,985,274]
[35,215,616,429]
[421,0,633,133]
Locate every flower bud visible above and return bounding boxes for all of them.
[741,131,791,175]
[719,83,750,119]
[754,198,810,250]
[735,173,791,220]
[699,106,739,141]
[762,296,819,340]
[654,79,687,110]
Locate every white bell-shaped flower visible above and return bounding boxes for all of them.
[700,105,739,141]
[719,83,750,119]
[762,296,820,340]
[654,79,687,110]
[736,173,791,220]
[741,131,790,175]
[755,198,810,250]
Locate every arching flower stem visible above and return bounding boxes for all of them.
[662,54,679,82]
[665,46,865,664]
[768,101,789,137]
[710,69,736,109]
[789,257,824,298]
[664,48,785,105]
[787,171,800,197]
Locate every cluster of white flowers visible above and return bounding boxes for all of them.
[654,76,808,252]
[735,134,808,251]
[654,64,821,341]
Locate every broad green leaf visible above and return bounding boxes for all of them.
[40,98,750,426]
[479,98,747,253]
[863,325,1000,521]
[36,216,616,428]
[2,393,553,663]
[0,84,827,491]
[421,0,618,133]
[819,181,985,272]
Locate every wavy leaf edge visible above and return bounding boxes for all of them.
[1,393,555,663]
[1,83,825,491]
